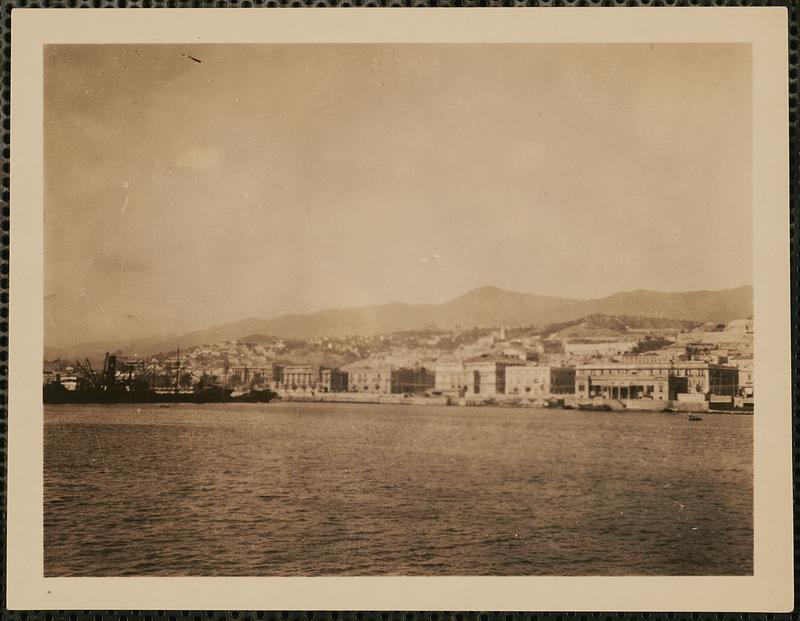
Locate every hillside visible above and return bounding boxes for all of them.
[44,285,752,361]
[538,314,701,339]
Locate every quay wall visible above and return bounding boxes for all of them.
[618,399,669,412]
[274,392,732,414]
[280,392,451,406]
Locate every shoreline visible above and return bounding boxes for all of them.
[275,392,753,415]
[43,393,754,415]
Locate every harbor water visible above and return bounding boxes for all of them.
[44,402,752,576]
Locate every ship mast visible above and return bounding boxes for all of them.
[174,346,181,394]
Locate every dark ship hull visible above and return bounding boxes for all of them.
[43,384,277,405]
[231,389,282,403]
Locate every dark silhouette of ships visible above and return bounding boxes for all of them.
[43,351,277,405]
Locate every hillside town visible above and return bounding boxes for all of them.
[44,314,754,412]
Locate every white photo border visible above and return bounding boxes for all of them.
[8,7,793,612]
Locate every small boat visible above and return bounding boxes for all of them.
[159,404,170,409]
[688,415,703,422]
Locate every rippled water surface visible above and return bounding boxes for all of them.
[44,403,752,576]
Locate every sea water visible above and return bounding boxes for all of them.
[44,402,753,576]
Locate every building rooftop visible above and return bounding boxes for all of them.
[463,354,526,365]
[576,361,737,370]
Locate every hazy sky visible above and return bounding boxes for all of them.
[45,43,752,348]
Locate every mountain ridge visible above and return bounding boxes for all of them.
[44,284,753,361]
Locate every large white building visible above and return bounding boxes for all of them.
[346,365,393,394]
[575,361,739,400]
[728,356,754,396]
[505,365,551,398]
[434,360,467,395]
[462,355,525,397]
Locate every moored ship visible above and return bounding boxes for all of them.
[43,352,277,405]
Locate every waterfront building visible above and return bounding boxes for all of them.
[281,365,318,391]
[391,367,436,394]
[673,361,739,395]
[271,364,284,388]
[229,365,281,388]
[505,365,550,398]
[728,356,754,397]
[347,366,392,394]
[574,361,739,400]
[319,367,348,393]
[434,360,467,395]
[228,363,284,388]
[463,354,525,397]
[575,364,682,400]
[549,367,576,395]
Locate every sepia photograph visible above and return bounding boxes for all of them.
[8,7,793,613]
[41,41,757,579]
